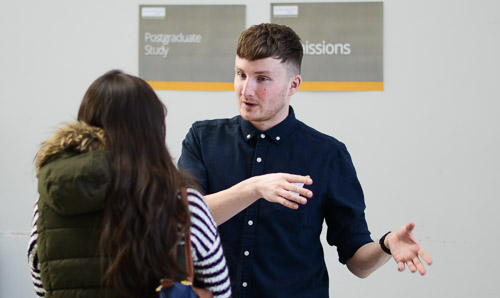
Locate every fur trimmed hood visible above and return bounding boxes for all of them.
[36,121,110,216]
[36,121,106,173]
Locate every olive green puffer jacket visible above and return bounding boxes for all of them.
[36,122,117,298]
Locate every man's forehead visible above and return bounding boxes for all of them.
[234,56,285,73]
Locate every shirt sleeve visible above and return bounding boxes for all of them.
[187,188,231,298]
[178,124,209,194]
[324,144,373,264]
[28,200,45,297]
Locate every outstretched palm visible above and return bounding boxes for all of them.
[387,222,433,275]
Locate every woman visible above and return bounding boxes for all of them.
[28,70,231,297]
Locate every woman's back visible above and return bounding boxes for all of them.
[30,122,231,298]
[28,70,231,298]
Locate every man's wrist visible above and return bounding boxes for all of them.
[246,175,262,199]
[379,231,392,255]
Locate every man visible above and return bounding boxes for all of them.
[179,23,432,297]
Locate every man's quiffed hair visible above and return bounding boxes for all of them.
[236,23,303,75]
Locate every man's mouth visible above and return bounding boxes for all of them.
[242,99,258,107]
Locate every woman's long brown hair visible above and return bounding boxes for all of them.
[78,70,190,297]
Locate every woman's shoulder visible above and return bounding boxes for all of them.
[36,122,106,172]
[186,187,205,205]
[185,188,216,228]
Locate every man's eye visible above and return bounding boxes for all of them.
[258,77,269,82]
[237,72,246,79]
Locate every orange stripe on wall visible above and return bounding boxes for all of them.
[300,81,384,91]
[147,81,384,91]
[147,81,234,91]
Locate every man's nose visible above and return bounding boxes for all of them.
[241,79,255,98]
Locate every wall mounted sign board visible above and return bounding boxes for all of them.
[139,5,245,91]
[271,2,384,91]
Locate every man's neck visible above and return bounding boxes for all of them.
[249,113,288,131]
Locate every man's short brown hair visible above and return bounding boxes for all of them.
[236,23,303,75]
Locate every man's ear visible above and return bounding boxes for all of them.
[288,74,302,96]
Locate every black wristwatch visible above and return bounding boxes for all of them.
[379,231,392,255]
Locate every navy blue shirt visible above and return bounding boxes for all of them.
[179,107,373,298]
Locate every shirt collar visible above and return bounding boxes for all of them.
[240,106,297,144]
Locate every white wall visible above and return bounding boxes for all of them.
[1,0,498,297]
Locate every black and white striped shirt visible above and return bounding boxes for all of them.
[28,188,231,297]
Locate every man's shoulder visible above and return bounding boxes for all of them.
[192,115,240,130]
[295,120,344,148]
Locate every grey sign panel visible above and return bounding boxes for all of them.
[271,2,383,85]
[139,5,245,84]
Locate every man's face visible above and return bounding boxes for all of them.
[234,56,301,131]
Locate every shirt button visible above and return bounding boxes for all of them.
[256,157,262,163]
[246,134,251,139]
[260,133,265,139]
[244,250,250,256]
[276,136,280,141]
[242,282,248,287]
[248,220,253,226]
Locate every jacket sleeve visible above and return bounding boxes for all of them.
[28,200,45,297]
[187,189,231,298]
